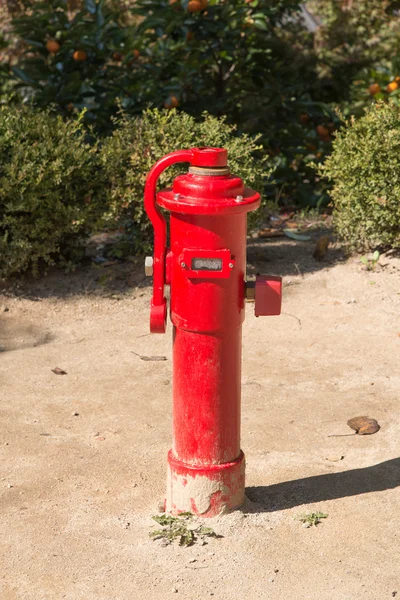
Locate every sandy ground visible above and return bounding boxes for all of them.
[0,234,399,600]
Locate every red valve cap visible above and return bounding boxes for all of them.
[254,275,282,317]
[191,147,228,168]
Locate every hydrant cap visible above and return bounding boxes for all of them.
[191,147,228,168]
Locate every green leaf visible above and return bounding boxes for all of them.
[23,39,45,48]
[253,19,268,31]
[96,5,105,29]
[11,67,37,85]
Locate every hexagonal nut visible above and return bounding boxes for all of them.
[145,256,154,277]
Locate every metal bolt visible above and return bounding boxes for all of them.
[174,193,181,200]
[228,262,234,269]
[144,256,153,276]
[181,262,186,268]
[235,195,244,202]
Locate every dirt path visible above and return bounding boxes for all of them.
[1,236,399,600]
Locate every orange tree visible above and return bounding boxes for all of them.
[308,0,400,114]
[6,0,335,207]
[5,0,142,128]
[128,0,335,207]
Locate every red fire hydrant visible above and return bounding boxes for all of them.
[144,147,282,517]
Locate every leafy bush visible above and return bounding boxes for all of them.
[0,104,106,277]
[0,104,271,277]
[318,101,400,252]
[99,108,272,255]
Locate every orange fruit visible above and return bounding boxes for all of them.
[188,0,207,12]
[164,95,179,109]
[319,134,331,143]
[395,76,400,83]
[46,40,60,53]
[112,52,123,61]
[387,81,398,93]
[66,103,74,112]
[316,125,330,137]
[133,49,140,59]
[299,113,309,125]
[73,50,87,62]
[368,83,381,95]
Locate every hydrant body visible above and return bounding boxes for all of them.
[144,148,281,516]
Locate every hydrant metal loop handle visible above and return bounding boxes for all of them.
[144,149,194,333]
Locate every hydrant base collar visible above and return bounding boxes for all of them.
[166,450,245,517]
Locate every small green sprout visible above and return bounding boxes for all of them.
[360,250,380,270]
[150,513,219,547]
[296,511,328,527]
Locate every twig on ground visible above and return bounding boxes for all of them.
[282,312,302,329]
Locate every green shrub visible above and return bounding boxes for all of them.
[99,108,272,255]
[0,104,272,277]
[0,104,106,277]
[318,101,400,252]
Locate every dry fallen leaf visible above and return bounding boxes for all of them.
[100,260,118,267]
[52,367,67,375]
[258,228,284,238]
[347,416,380,435]
[278,212,295,222]
[283,220,299,229]
[313,236,330,261]
[325,455,344,462]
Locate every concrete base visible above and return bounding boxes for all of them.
[165,450,245,517]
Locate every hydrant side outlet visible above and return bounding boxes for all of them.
[144,147,282,517]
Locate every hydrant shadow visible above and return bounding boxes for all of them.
[245,457,400,512]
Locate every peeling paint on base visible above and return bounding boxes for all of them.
[166,450,245,517]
